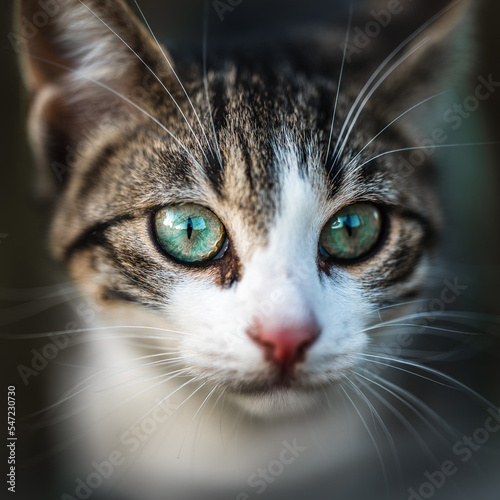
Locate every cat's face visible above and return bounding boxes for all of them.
[18,0,464,413]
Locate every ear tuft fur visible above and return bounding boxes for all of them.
[15,0,171,202]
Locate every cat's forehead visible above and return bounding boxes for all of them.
[150,65,378,227]
[52,48,434,261]
[58,78,405,256]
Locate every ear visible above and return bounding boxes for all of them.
[14,0,170,202]
[363,0,473,118]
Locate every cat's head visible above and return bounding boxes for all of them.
[17,0,469,413]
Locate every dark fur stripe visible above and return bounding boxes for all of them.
[63,214,135,261]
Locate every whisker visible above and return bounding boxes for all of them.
[122,379,212,477]
[133,0,214,156]
[52,349,194,397]
[203,0,223,169]
[386,310,500,324]
[356,376,444,473]
[122,339,190,350]
[354,354,455,389]
[20,51,204,173]
[354,141,500,171]
[331,0,463,165]
[76,0,210,165]
[359,353,498,409]
[344,377,402,488]
[367,346,476,364]
[321,386,332,409]
[205,386,226,424]
[119,351,185,363]
[131,377,206,429]
[362,322,481,337]
[23,374,199,465]
[359,299,431,320]
[0,282,76,301]
[323,0,353,170]
[355,368,459,441]
[0,290,80,326]
[296,397,328,458]
[188,385,226,466]
[1,324,202,340]
[177,384,218,459]
[345,90,448,169]
[339,382,390,496]
[219,392,227,448]
[357,374,475,500]
[331,37,431,173]
[354,370,451,444]
[30,366,190,421]
[94,357,194,392]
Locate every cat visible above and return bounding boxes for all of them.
[15,0,498,499]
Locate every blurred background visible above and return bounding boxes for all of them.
[1,0,499,499]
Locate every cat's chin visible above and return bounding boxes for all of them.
[228,385,327,418]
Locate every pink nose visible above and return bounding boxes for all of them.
[249,322,320,370]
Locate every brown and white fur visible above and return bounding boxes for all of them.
[15,0,479,499]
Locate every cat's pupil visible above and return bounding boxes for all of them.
[154,205,226,263]
[344,215,361,237]
[333,214,361,237]
[345,217,353,237]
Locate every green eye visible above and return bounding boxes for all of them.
[319,203,382,261]
[154,204,227,263]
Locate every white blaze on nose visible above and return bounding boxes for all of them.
[237,148,328,365]
[169,139,370,393]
